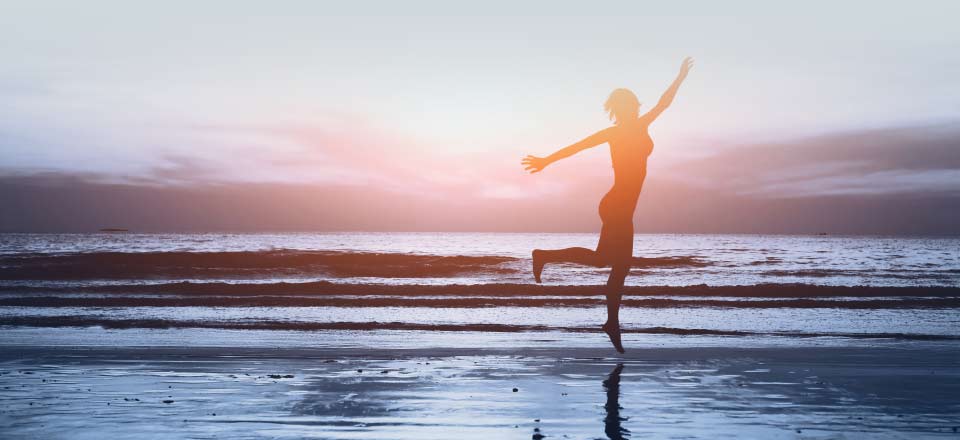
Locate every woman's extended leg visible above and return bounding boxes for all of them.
[531,247,606,283]
[601,264,629,353]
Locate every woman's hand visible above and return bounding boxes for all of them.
[522,155,550,174]
[678,56,694,79]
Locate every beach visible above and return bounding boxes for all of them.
[4,1,960,437]
[1,232,959,438]
[2,329,959,439]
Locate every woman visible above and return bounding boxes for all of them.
[521,57,693,353]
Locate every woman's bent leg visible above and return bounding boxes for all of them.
[532,247,606,283]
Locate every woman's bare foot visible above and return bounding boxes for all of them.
[602,321,625,353]
[532,249,545,283]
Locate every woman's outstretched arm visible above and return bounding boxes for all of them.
[641,57,694,123]
[522,128,610,173]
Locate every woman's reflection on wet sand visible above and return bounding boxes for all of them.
[604,363,630,439]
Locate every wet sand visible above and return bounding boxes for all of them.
[1,329,958,439]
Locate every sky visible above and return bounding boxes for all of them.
[1,1,959,233]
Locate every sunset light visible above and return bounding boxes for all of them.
[1,1,958,438]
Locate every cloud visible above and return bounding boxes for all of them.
[666,123,960,197]
[0,172,595,233]
[748,169,960,197]
[1,123,958,234]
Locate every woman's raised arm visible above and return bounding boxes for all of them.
[641,57,694,123]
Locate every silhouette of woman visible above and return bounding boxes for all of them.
[522,57,693,353]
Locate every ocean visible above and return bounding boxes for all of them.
[2,233,959,438]
[2,232,958,286]
[1,232,958,339]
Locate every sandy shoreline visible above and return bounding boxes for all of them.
[2,318,958,341]
[1,329,958,439]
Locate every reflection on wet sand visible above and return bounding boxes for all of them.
[1,335,958,439]
[603,364,630,439]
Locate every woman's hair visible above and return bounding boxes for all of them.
[604,88,640,123]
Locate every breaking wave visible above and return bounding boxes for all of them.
[0,250,709,281]
[1,295,957,309]
[1,281,955,298]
